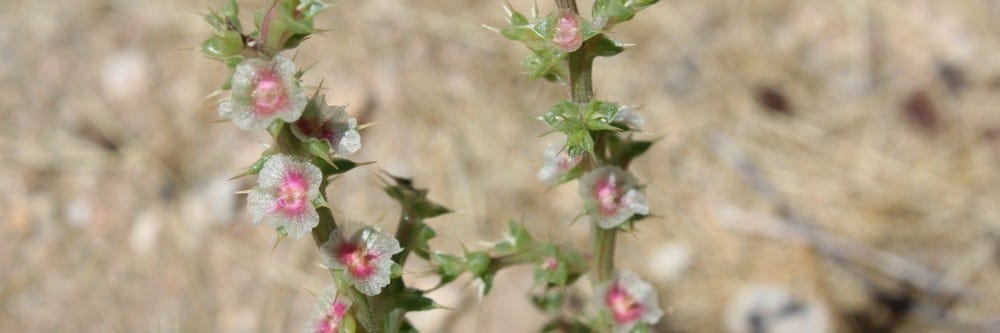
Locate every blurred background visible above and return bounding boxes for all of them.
[2,0,999,332]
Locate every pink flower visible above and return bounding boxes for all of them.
[291,100,361,156]
[320,222,402,296]
[219,55,307,131]
[306,285,353,333]
[247,154,323,239]
[552,12,583,52]
[537,143,583,184]
[594,270,663,333]
[579,166,649,229]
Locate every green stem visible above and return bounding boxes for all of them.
[392,212,417,267]
[494,246,549,270]
[556,0,617,286]
[309,206,337,245]
[592,223,616,282]
[372,212,418,333]
[567,42,594,104]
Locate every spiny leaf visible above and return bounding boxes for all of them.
[589,35,629,58]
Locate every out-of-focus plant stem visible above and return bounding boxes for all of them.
[554,0,617,287]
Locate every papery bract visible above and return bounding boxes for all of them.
[579,166,648,229]
[291,99,361,156]
[594,270,663,333]
[537,142,583,184]
[247,154,322,239]
[306,284,353,333]
[614,106,644,131]
[320,222,402,296]
[219,55,308,131]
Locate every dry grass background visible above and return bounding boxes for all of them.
[2,0,999,332]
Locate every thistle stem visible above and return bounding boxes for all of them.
[592,223,616,282]
[555,0,616,286]
[567,48,593,104]
[392,213,417,267]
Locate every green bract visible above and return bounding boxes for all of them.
[540,100,627,157]
[592,0,660,30]
[498,5,600,82]
[200,0,327,62]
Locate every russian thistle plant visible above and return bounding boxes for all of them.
[199,0,663,332]
[493,0,664,331]
[199,1,426,331]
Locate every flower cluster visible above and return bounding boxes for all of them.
[501,0,663,330]
[200,0,665,331]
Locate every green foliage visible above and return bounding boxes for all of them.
[431,252,464,286]
[607,135,656,167]
[492,220,534,255]
[258,0,328,52]
[395,290,438,312]
[383,175,452,221]
[541,100,627,157]
[201,30,245,58]
[411,224,437,261]
[531,288,566,313]
[524,48,569,81]
[588,35,629,58]
[551,162,586,186]
[200,0,327,62]
[203,0,242,35]
[532,244,586,288]
[233,152,275,179]
[498,6,601,82]
[592,0,660,29]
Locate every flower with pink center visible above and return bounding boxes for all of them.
[537,142,584,184]
[306,284,353,333]
[552,11,583,52]
[579,166,649,229]
[219,55,307,131]
[320,222,402,296]
[291,99,362,156]
[593,270,663,333]
[247,154,322,239]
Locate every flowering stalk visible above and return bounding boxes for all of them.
[496,0,661,330]
[199,1,400,331]
[201,0,662,331]
[550,0,618,285]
